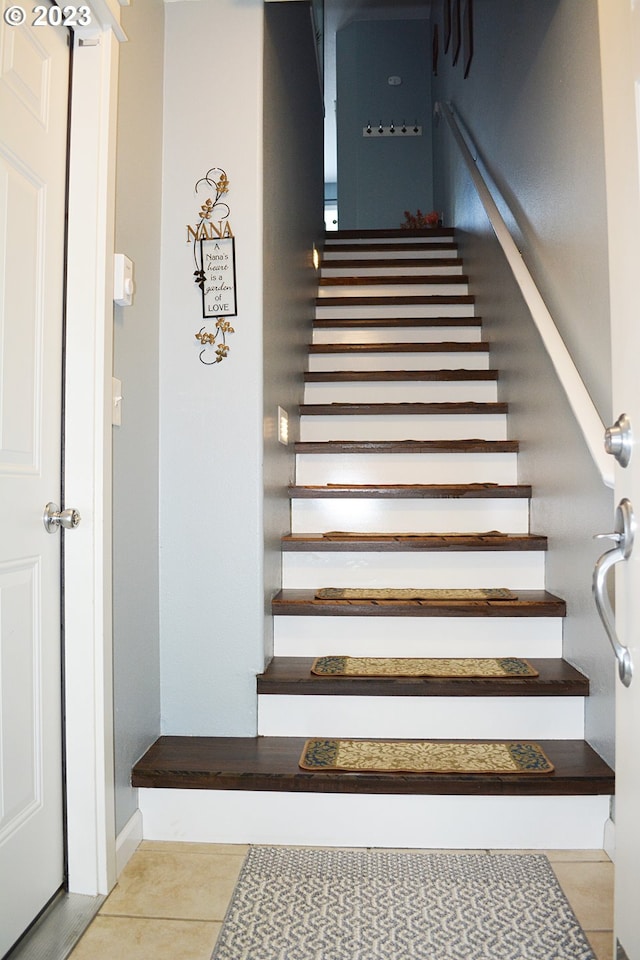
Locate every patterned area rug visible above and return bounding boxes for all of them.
[299,739,555,774]
[311,656,539,678]
[314,587,516,600]
[211,847,595,959]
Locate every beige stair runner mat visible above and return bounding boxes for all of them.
[315,587,516,601]
[311,656,538,678]
[319,530,505,539]
[299,739,555,774]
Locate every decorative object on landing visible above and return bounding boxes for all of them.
[311,656,539,679]
[298,739,555,774]
[401,208,441,229]
[187,166,237,365]
[314,586,516,601]
[210,847,595,960]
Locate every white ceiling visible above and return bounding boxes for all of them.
[323,0,433,183]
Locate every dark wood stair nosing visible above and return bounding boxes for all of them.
[316,295,475,307]
[272,589,564,618]
[304,370,499,382]
[280,533,547,552]
[131,735,614,797]
[299,402,508,415]
[294,440,519,454]
[313,318,482,328]
[257,657,589,698]
[308,342,489,354]
[327,228,456,239]
[318,275,470,287]
[321,257,464,269]
[287,484,532,500]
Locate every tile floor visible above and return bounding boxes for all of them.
[68,843,614,960]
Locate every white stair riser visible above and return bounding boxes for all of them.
[282,551,545,590]
[257,695,584,740]
[295,452,518,485]
[316,304,475,320]
[273,616,563,658]
[312,326,482,344]
[321,264,465,277]
[318,282,468,299]
[303,381,498,405]
[290,498,530,534]
[139,789,611,850]
[300,414,508,441]
[324,249,458,261]
[308,352,489,372]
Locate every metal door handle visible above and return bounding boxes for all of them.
[592,498,634,686]
[43,501,81,534]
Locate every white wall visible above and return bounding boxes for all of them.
[432,0,615,763]
[113,0,164,833]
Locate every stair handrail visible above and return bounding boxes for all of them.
[437,101,614,489]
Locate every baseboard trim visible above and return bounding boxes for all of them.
[116,808,143,876]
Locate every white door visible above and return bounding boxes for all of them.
[0,13,70,955]
[598,2,640,958]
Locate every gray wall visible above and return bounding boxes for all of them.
[337,19,433,229]
[112,0,164,833]
[263,1,326,660]
[432,0,615,763]
[159,0,265,736]
[158,0,324,735]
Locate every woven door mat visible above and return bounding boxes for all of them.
[299,739,555,774]
[315,587,516,601]
[311,656,538,678]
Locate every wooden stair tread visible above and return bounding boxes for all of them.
[322,258,463,269]
[328,228,456,239]
[132,735,613,796]
[288,484,531,499]
[319,275,469,287]
[299,402,507,415]
[317,295,475,307]
[281,532,546,551]
[304,370,498,382]
[272,588,565,617]
[309,342,488,354]
[295,440,518,453]
[323,243,457,254]
[313,318,482,328]
[257,657,589,698]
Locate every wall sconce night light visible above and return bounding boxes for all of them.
[278,406,289,445]
[312,244,320,271]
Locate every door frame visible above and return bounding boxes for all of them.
[63,2,125,896]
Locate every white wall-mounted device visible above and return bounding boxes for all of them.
[114,253,135,307]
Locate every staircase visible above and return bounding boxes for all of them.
[134,227,614,849]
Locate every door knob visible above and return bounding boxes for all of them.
[604,412,632,467]
[592,498,634,686]
[43,502,81,534]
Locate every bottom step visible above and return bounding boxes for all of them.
[134,736,613,849]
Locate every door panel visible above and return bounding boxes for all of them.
[598,2,640,957]
[0,13,70,955]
